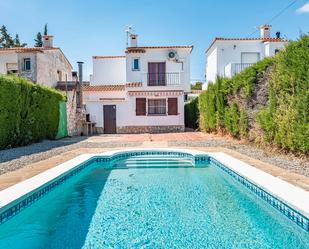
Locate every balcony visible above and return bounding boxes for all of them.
[224,63,254,78]
[146,72,181,86]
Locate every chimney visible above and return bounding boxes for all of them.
[130,34,138,47]
[43,35,54,48]
[260,25,272,39]
[76,61,84,109]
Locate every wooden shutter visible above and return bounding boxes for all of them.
[168,98,178,115]
[136,98,146,116]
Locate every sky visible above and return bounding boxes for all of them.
[1,0,309,82]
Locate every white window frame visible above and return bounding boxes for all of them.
[132,57,140,71]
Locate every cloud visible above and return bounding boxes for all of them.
[297,2,309,13]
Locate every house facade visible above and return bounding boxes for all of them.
[0,35,72,88]
[204,25,288,89]
[84,34,193,134]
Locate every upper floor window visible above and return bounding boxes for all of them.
[132,58,140,71]
[23,58,31,71]
[275,49,280,55]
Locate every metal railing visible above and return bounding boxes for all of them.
[147,72,181,86]
[232,63,254,75]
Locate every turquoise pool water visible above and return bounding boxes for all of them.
[0,156,308,248]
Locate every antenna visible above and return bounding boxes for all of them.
[125,25,134,47]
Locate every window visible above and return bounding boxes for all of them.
[132,58,140,71]
[23,58,31,71]
[148,99,166,115]
[148,62,166,86]
[275,49,280,55]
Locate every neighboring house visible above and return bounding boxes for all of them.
[0,35,72,88]
[84,34,193,134]
[204,25,288,89]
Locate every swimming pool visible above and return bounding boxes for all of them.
[0,150,308,248]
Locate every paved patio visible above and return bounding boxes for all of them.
[0,132,308,192]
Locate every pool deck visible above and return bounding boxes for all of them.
[0,134,308,193]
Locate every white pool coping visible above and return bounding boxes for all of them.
[0,148,308,220]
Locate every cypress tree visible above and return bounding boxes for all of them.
[34,32,43,47]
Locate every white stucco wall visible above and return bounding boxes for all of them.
[205,40,288,85]
[0,52,17,74]
[84,91,184,129]
[90,57,126,85]
[126,48,191,93]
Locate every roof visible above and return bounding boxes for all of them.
[206,37,287,53]
[0,47,73,69]
[92,56,126,59]
[126,45,193,53]
[82,82,142,92]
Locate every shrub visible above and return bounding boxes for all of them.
[0,75,65,149]
[199,35,309,153]
[185,97,199,129]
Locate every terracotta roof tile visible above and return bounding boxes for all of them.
[82,85,125,92]
[206,37,287,53]
[125,82,143,87]
[126,45,193,53]
[0,47,59,53]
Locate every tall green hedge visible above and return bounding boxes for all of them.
[185,97,199,129]
[199,35,309,153]
[0,75,65,149]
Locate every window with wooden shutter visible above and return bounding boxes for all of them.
[168,98,178,115]
[136,98,146,116]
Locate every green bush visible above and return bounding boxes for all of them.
[185,97,199,129]
[0,75,65,149]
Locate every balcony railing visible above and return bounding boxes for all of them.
[147,72,181,86]
[232,63,254,75]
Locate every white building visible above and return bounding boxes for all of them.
[84,34,193,134]
[0,35,72,88]
[204,25,288,89]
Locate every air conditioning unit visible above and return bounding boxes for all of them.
[167,50,178,61]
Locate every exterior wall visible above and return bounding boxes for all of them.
[17,53,38,82]
[206,40,288,84]
[36,50,72,88]
[0,52,18,74]
[84,91,184,133]
[126,48,191,93]
[205,48,218,87]
[90,57,126,84]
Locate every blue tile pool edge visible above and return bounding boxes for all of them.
[0,150,308,233]
[210,157,309,232]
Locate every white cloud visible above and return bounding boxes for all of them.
[297,2,309,13]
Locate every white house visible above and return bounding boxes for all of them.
[204,25,288,89]
[0,35,72,88]
[84,34,193,134]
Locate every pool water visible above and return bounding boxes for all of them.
[0,157,308,248]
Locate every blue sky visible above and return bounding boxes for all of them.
[1,0,309,81]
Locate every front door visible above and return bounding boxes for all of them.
[103,105,116,134]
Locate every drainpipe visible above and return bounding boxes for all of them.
[76,61,84,109]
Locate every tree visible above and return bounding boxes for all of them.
[44,23,48,36]
[0,25,14,48]
[191,82,203,90]
[34,32,43,47]
[13,34,27,47]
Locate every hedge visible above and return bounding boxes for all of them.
[199,35,309,153]
[185,97,199,129]
[0,75,65,149]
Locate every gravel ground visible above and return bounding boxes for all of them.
[0,136,308,178]
[169,140,309,177]
[0,138,142,175]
